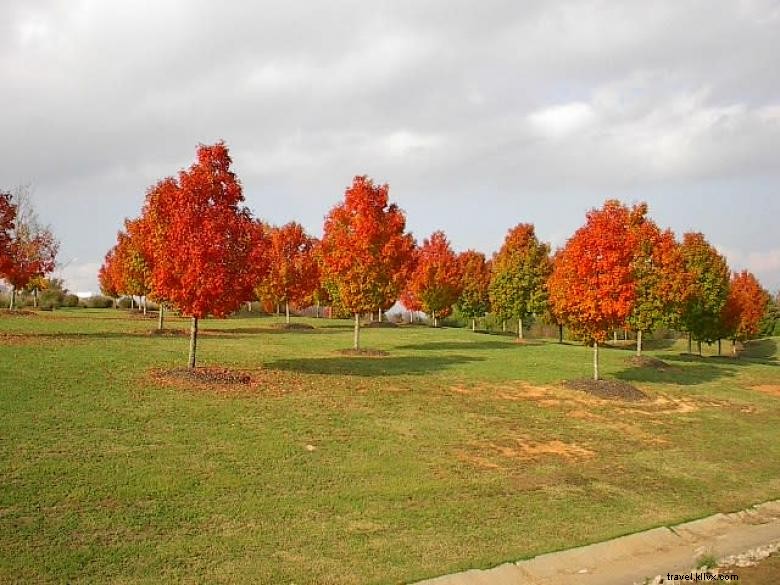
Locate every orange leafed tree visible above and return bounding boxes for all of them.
[548,200,643,380]
[627,213,691,356]
[405,231,463,327]
[320,176,415,349]
[255,222,319,324]
[721,270,770,354]
[457,250,491,331]
[98,246,121,306]
[142,142,267,368]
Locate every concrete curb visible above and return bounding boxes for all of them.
[414,500,780,585]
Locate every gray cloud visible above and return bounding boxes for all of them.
[2,0,779,293]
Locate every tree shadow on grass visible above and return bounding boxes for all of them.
[266,354,485,376]
[395,341,515,351]
[603,338,678,351]
[741,338,778,364]
[613,360,739,385]
[201,327,344,336]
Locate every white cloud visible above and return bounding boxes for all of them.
[527,102,595,139]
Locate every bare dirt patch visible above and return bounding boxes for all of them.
[458,435,596,470]
[564,378,648,401]
[336,348,389,357]
[752,385,780,398]
[0,309,37,317]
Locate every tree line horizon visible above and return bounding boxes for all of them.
[2,142,773,380]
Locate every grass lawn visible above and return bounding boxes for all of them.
[1,309,779,584]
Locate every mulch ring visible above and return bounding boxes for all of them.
[336,348,389,357]
[0,309,37,317]
[162,367,252,384]
[625,355,675,370]
[363,321,398,329]
[564,378,648,401]
[148,328,189,336]
[271,323,315,330]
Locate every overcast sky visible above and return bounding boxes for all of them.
[2,0,779,293]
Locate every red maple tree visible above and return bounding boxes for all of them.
[628,214,691,356]
[0,191,16,276]
[721,270,770,354]
[255,222,319,324]
[320,176,415,349]
[405,231,463,327]
[142,142,267,367]
[548,200,643,380]
[457,250,491,331]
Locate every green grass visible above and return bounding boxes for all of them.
[1,309,779,584]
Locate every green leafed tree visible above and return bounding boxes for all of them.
[679,232,731,354]
[489,223,551,339]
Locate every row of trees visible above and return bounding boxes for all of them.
[0,188,59,309]
[99,142,773,376]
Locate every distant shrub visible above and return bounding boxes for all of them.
[117,297,133,309]
[62,294,81,307]
[83,296,113,309]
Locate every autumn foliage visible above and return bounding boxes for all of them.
[255,222,319,323]
[141,142,268,366]
[548,201,643,379]
[405,231,462,327]
[0,191,16,276]
[320,176,415,348]
[0,191,58,309]
[489,223,551,338]
[627,212,690,355]
[680,232,731,349]
[456,250,491,330]
[721,270,769,347]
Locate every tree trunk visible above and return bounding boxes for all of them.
[285,302,290,324]
[472,317,476,332]
[142,296,147,315]
[276,303,280,316]
[518,317,524,339]
[697,340,702,356]
[613,330,618,343]
[188,316,199,369]
[353,313,360,350]
[158,304,164,331]
[688,332,692,354]
[316,301,320,318]
[502,320,506,333]
[636,330,643,357]
[718,339,722,356]
[33,288,38,308]
[379,307,383,322]
[624,328,628,341]
[732,339,737,357]
[9,287,16,310]
[409,311,413,324]
[113,297,117,309]
[593,341,600,381]
[558,324,564,344]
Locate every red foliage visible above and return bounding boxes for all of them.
[142,142,266,319]
[0,191,16,275]
[2,226,58,292]
[404,231,463,323]
[255,222,319,310]
[320,176,415,315]
[721,270,769,342]
[98,246,121,299]
[548,200,643,343]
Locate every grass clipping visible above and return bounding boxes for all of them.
[564,378,648,401]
